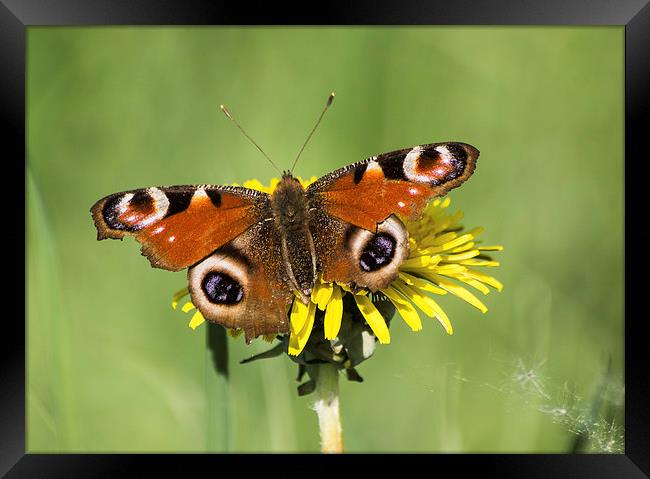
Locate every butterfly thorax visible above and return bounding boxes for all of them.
[271,174,317,304]
[272,174,309,231]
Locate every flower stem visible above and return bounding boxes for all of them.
[206,324,230,451]
[311,363,344,453]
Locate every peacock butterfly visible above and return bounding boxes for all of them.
[90,94,479,342]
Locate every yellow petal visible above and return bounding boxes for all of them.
[430,274,488,313]
[310,280,323,304]
[401,256,433,269]
[428,297,453,334]
[288,300,317,356]
[463,268,504,292]
[392,280,436,317]
[381,286,422,331]
[428,233,475,253]
[407,250,442,264]
[450,241,475,253]
[171,287,189,310]
[477,245,504,251]
[242,179,268,192]
[432,264,467,275]
[441,250,481,262]
[188,310,205,330]
[421,231,457,248]
[460,259,500,267]
[312,280,334,311]
[393,280,454,334]
[353,294,390,344]
[324,286,343,339]
[298,175,318,188]
[456,276,491,295]
[289,297,309,334]
[398,271,447,295]
[181,301,196,313]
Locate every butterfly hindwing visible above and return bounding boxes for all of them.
[187,218,293,342]
[91,185,270,271]
[308,142,479,231]
[311,209,411,292]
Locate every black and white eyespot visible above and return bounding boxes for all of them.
[401,144,469,185]
[101,187,170,231]
[187,250,250,324]
[345,215,410,291]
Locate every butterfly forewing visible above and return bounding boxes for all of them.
[91,185,270,271]
[307,142,478,231]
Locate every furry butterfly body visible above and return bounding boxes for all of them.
[91,142,479,342]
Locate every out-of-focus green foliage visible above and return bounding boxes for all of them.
[26,27,623,452]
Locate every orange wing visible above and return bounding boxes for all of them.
[90,185,270,271]
[308,142,479,231]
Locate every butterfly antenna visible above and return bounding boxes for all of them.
[220,104,282,175]
[290,92,335,174]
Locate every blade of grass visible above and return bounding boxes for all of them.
[205,323,230,451]
[26,166,75,451]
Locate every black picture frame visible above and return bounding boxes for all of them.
[7,0,649,476]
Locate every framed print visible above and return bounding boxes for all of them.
[6,0,650,475]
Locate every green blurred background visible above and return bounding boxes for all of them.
[26,27,624,453]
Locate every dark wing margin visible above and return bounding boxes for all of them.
[90,185,270,271]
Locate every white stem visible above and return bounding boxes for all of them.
[312,363,344,453]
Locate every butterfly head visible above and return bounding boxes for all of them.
[281,170,298,181]
[272,173,308,230]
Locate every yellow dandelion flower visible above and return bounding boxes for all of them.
[171,178,503,360]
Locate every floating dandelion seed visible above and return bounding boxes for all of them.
[512,358,551,400]
[484,357,625,453]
